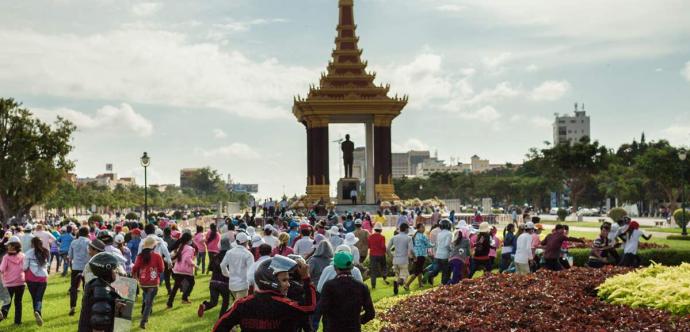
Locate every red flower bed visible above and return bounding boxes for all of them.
[380,266,690,332]
[567,238,669,249]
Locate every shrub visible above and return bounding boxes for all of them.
[557,208,568,221]
[88,214,103,224]
[569,248,690,267]
[598,263,690,315]
[608,207,627,222]
[125,212,139,220]
[667,235,690,241]
[673,208,690,229]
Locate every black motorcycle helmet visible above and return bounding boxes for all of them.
[89,252,120,281]
[254,255,298,293]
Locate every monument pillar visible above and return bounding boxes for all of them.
[374,115,397,201]
[365,120,375,204]
[305,117,330,201]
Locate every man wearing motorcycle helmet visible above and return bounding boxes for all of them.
[212,255,316,332]
[77,252,124,332]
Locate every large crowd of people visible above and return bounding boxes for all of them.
[0,208,652,331]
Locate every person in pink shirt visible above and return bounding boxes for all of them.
[531,224,544,271]
[193,226,207,275]
[488,226,501,271]
[205,224,221,274]
[167,232,197,308]
[362,215,373,233]
[33,224,56,253]
[0,237,26,324]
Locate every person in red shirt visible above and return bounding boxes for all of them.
[132,237,165,329]
[540,224,584,271]
[366,222,389,289]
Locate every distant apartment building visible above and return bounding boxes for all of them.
[76,173,136,188]
[414,154,519,178]
[391,150,431,178]
[553,103,591,145]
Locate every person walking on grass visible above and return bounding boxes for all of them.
[58,226,74,277]
[198,238,232,319]
[387,222,413,295]
[132,237,164,329]
[514,222,535,275]
[167,232,197,308]
[0,237,24,325]
[367,222,389,289]
[405,223,432,290]
[319,251,375,332]
[193,226,207,275]
[67,226,91,316]
[500,224,516,273]
[469,222,493,278]
[24,237,49,326]
[427,219,452,286]
[220,232,255,303]
[206,224,221,274]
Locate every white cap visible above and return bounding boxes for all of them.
[344,232,359,245]
[251,234,265,248]
[247,226,256,236]
[525,221,535,230]
[114,234,125,244]
[328,226,340,235]
[236,232,249,244]
[8,236,21,244]
[335,244,351,253]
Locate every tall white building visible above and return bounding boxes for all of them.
[553,103,591,145]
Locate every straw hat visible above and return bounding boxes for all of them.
[479,222,490,233]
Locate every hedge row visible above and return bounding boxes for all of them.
[367,248,690,275]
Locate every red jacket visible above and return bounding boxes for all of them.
[132,251,164,287]
[368,233,386,257]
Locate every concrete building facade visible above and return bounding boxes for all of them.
[553,103,591,145]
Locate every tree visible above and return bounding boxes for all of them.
[634,140,688,212]
[0,98,75,224]
[541,137,609,210]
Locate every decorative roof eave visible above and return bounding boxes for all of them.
[292,98,408,123]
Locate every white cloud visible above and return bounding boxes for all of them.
[33,103,154,137]
[0,28,316,120]
[458,106,501,122]
[436,4,465,12]
[525,64,539,72]
[655,67,663,72]
[392,138,430,152]
[530,116,553,128]
[662,125,690,144]
[482,52,512,74]
[682,61,690,82]
[530,80,571,101]
[130,2,162,17]
[212,129,227,139]
[199,143,261,159]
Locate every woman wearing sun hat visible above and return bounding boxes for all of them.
[468,222,493,278]
[343,233,360,264]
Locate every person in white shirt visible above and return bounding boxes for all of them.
[427,219,451,285]
[246,244,272,288]
[387,223,413,295]
[220,232,255,300]
[343,233,360,264]
[619,221,651,268]
[316,245,363,292]
[349,188,358,205]
[33,224,56,252]
[261,225,280,249]
[514,222,536,275]
[293,231,315,259]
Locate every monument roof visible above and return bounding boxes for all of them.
[293,0,407,123]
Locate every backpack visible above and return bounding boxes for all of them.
[474,234,490,257]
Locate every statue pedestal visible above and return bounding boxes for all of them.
[337,178,360,205]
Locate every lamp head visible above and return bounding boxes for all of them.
[680,148,688,161]
[140,152,151,167]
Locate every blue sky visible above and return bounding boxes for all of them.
[1,0,690,198]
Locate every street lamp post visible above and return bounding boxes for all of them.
[140,152,151,223]
[679,148,687,236]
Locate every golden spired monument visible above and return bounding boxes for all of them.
[293,0,408,204]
